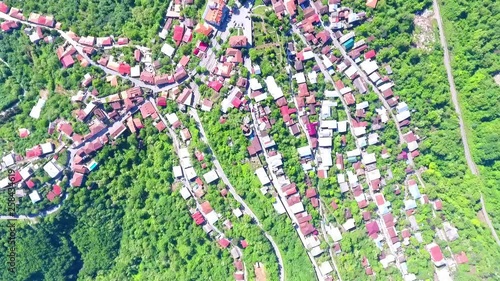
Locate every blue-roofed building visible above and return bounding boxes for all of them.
[343,38,355,50]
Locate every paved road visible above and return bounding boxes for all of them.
[291,20,406,278]
[0,11,180,93]
[189,109,286,281]
[247,102,324,281]
[432,0,478,176]
[432,0,500,246]
[0,193,68,221]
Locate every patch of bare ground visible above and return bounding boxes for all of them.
[171,182,182,192]
[39,89,49,99]
[55,85,66,94]
[477,210,487,224]
[255,262,267,281]
[413,9,436,51]
[494,73,500,86]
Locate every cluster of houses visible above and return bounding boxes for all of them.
[244,80,349,279]
[206,35,247,94]
[0,1,19,32]
[172,144,253,281]
[0,141,66,204]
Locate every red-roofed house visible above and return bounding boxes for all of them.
[366,0,378,8]
[26,180,35,189]
[0,2,10,14]
[366,221,380,239]
[434,200,443,211]
[344,93,356,105]
[208,80,223,92]
[47,191,56,202]
[70,172,85,187]
[61,55,75,68]
[117,38,129,45]
[118,63,131,75]
[364,50,376,60]
[140,71,155,84]
[155,121,166,132]
[427,243,445,267]
[182,28,193,43]
[173,25,184,45]
[53,184,62,195]
[305,188,317,198]
[362,211,371,221]
[455,252,468,264]
[191,211,205,225]
[157,96,167,107]
[218,238,230,248]
[140,102,156,119]
[229,35,248,48]
[240,240,248,249]
[174,67,188,82]
[26,145,43,158]
[134,49,142,62]
[179,55,190,67]
[298,83,309,97]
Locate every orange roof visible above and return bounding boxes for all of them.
[194,23,214,37]
[366,0,377,8]
[205,8,224,25]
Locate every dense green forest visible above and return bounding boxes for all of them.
[437,0,500,232]
[0,126,239,281]
[4,0,170,43]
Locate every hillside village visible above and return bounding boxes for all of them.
[0,0,476,280]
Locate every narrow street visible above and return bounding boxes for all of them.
[0,12,180,93]
[189,109,286,281]
[247,102,324,281]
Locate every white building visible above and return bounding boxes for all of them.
[264,76,284,100]
[29,190,41,204]
[43,160,61,178]
[40,142,54,155]
[203,170,219,184]
[180,186,191,200]
[297,146,312,158]
[173,166,183,178]
[161,43,175,57]
[319,261,333,277]
[233,208,243,218]
[295,72,306,84]
[2,154,15,167]
[343,218,356,231]
[184,167,197,181]
[249,78,263,91]
[255,167,270,186]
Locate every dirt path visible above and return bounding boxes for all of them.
[432,0,500,246]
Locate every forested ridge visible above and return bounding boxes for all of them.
[0,126,237,281]
[437,0,500,232]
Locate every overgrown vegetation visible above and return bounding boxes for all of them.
[437,0,500,233]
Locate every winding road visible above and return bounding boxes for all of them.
[432,0,500,246]
[0,11,180,93]
[189,108,286,281]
